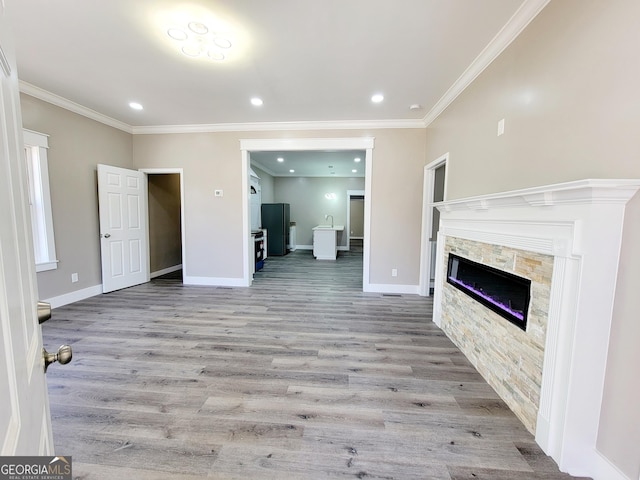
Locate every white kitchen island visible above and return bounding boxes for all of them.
[312,225,344,260]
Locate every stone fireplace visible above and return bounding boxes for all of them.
[431,179,640,478]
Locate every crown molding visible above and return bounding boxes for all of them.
[132,118,425,135]
[423,0,551,127]
[19,81,133,133]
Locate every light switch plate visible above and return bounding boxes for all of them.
[214,189,223,197]
[497,118,505,136]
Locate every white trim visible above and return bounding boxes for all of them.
[35,260,58,273]
[44,284,103,309]
[150,264,182,279]
[423,0,551,126]
[240,137,374,292]
[419,153,448,296]
[19,81,132,133]
[364,283,420,295]
[183,276,247,287]
[134,119,425,135]
[24,129,58,271]
[432,179,640,479]
[592,450,632,480]
[241,137,375,152]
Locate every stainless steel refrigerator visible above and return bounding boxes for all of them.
[261,203,290,256]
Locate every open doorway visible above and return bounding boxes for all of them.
[240,138,374,290]
[419,153,448,296]
[142,169,185,282]
[347,190,365,251]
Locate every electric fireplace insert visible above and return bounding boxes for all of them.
[446,253,531,331]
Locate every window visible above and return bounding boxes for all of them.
[23,129,58,272]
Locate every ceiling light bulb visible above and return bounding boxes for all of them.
[181,44,203,57]
[354,157,361,162]
[251,97,263,106]
[371,94,384,103]
[167,28,187,41]
[207,50,225,61]
[213,37,232,49]
[129,102,143,110]
[277,157,284,162]
[188,22,208,35]
[352,169,357,173]
[289,169,295,173]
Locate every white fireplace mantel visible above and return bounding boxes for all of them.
[432,179,640,479]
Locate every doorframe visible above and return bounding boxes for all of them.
[418,152,449,296]
[240,138,374,290]
[346,189,365,248]
[139,168,186,281]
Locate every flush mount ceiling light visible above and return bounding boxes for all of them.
[371,93,384,103]
[354,157,361,163]
[277,157,284,162]
[325,193,337,200]
[251,97,263,106]
[352,169,357,173]
[166,20,232,61]
[129,102,143,110]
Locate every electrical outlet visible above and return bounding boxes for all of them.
[391,269,398,277]
[71,273,79,283]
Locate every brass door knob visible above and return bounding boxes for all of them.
[43,345,72,373]
[37,301,51,324]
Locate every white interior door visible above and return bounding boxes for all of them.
[0,6,54,455]
[98,164,149,293]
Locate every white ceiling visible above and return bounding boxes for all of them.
[9,0,528,128]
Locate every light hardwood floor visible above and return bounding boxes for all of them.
[42,247,589,479]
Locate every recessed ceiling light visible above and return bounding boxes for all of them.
[409,104,423,110]
[289,169,295,173]
[129,102,143,110]
[277,157,284,162]
[352,169,357,173]
[354,157,361,162]
[251,97,263,106]
[371,93,384,103]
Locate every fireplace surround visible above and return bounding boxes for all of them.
[431,179,640,478]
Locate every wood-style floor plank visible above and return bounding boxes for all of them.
[42,246,589,479]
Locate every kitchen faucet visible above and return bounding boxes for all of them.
[325,214,334,228]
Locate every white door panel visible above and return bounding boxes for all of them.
[98,164,149,293]
[0,3,53,455]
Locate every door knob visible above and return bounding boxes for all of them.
[43,345,72,373]
[37,301,51,324]
[101,233,111,238]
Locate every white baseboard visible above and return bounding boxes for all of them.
[44,284,103,309]
[590,450,631,480]
[364,283,420,295]
[150,264,182,279]
[183,275,249,287]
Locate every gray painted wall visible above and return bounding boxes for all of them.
[424,0,640,477]
[20,94,133,300]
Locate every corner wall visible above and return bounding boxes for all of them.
[20,93,133,301]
